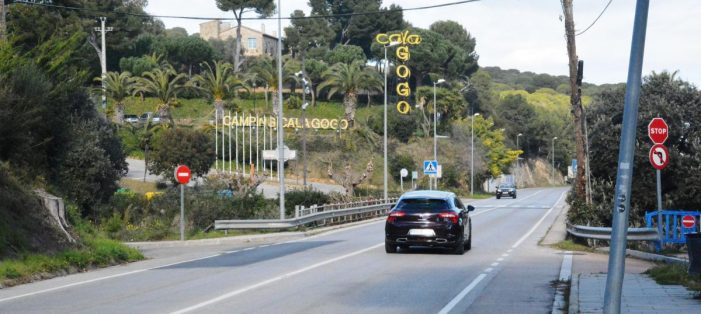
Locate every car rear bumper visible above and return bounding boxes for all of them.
[385,223,461,247]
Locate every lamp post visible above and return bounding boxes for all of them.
[516,133,522,187]
[552,136,558,181]
[295,71,311,187]
[252,81,257,113]
[276,0,285,219]
[471,113,480,196]
[383,41,399,200]
[432,78,446,189]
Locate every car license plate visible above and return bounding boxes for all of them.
[408,229,435,237]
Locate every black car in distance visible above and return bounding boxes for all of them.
[385,191,474,255]
[496,183,517,199]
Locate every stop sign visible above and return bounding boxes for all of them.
[682,215,696,229]
[174,165,191,184]
[648,118,669,144]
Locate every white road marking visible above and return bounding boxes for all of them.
[242,247,254,251]
[491,262,499,267]
[470,189,544,217]
[501,254,509,257]
[511,191,567,249]
[170,243,384,314]
[507,249,513,253]
[0,253,222,303]
[437,274,487,314]
[497,258,504,262]
[484,268,493,273]
[558,251,573,282]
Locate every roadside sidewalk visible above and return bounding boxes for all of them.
[569,252,700,313]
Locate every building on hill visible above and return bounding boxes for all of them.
[199,21,278,57]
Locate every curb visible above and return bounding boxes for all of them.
[595,247,689,265]
[124,217,385,250]
[568,273,580,314]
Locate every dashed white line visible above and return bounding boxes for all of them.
[484,268,493,273]
[559,251,573,282]
[497,258,504,262]
[491,262,499,267]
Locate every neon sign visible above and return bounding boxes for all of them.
[376,31,422,114]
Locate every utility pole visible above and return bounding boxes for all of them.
[561,0,588,200]
[92,17,113,111]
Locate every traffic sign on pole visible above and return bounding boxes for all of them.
[423,160,437,175]
[682,215,695,229]
[649,144,670,170]
[174,165,191,185]
[648,117,669,144]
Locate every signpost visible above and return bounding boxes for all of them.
[174,165,191,241]
[682,215,696,229]
[400,168,408,191]
[411,171,418,189]
[648,117,669,144]
[648,118,669,251]
[648,144,669,170]
[423,160,437,190]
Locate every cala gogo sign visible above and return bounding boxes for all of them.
[222,114,349,130]
[376,31,422,115]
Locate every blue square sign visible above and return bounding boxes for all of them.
[423,160,438,175]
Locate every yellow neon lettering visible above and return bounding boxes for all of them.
[397,101,411,114]
[397,82,411,97]
[396,65,411,79]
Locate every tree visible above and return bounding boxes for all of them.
[134,65,188,125]
[327,159,374,197]
[148,128,215,182]
[191,60,247,116]
[317,60,382,127]
[250,56,295,114]
[96,71,137,124]
[325,45,366,65]
[284,10,334,58]
[216,0,275,72]
[153,35,215,77]
[415,86,466,132]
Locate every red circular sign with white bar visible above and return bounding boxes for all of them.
[174,165,191,185]
[682,215,695,229]
[649,144,669,170]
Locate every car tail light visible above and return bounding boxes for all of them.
[387,211,405,223]
[439,212,459,224]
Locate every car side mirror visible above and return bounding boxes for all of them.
[467,205,475,212]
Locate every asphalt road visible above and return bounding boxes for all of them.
[0,187,570,314]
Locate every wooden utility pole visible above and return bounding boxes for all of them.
[562,0,588,200]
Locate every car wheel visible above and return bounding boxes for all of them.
[465,223,472,251]
[385,242,397,253]
[496,195,501,199]
[398,245,408,253]
[513,194,517,199]
[453,236,465,255]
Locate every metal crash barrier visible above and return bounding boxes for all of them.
[566,224,659,241]
[645,210,701,251]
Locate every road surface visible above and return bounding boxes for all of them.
[0,187,570,313]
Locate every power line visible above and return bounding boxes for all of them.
[13,0,481,22]
[576,0,613,36]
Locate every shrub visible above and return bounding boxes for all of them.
[148,128,215,182]
[284,189,330,217]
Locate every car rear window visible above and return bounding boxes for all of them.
[394,198,450,213]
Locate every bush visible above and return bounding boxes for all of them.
[148,128,215,182]
[284,189,330,217]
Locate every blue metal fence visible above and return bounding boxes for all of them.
[645,210,701,251]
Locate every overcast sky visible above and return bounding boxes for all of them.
[145,0,701,86]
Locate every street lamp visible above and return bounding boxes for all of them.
[471,113,480,196]
[516,133,523,187]
[552,136,558,181]
[301,102,309,187]
[252,81,257,113]
[432,78,446,189]
[383,41,399,201]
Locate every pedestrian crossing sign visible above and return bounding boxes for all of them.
[423,160,438,174]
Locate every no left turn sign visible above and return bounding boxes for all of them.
[649,144,669,170]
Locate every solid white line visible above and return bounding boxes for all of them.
[559,251,573,282]
[470,189,544,217]
[511,191,567,249]
[170,243,384,314]
[437,273,487,314]
[0,253,222,303]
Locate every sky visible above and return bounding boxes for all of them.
[145,0,701,86]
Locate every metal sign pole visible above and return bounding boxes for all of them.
[180,184,184,241]
[656,169,663,237]
[604,1,650,313]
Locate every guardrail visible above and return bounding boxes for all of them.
[215,198,399,230]
[566,223,659,241]
[645,210,701,251]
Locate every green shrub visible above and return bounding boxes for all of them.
[284,189,330,216]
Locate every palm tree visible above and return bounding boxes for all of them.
[95,71,137,124]
[251,57,288,115]
[134,65,187,125]
[317,61,382,127]
[191,61,248,118]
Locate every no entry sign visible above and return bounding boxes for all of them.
[682,215,696,229]
[648,118,669,144]
[174,165,191,184]
[649,144,670,170]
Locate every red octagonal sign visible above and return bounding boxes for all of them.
[174,165,191,185]
[648,118,669,144]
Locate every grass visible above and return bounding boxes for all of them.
[550,240,594,252]
[119,178,161,194]
[0,238,143,285]
[645,264,701,291]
